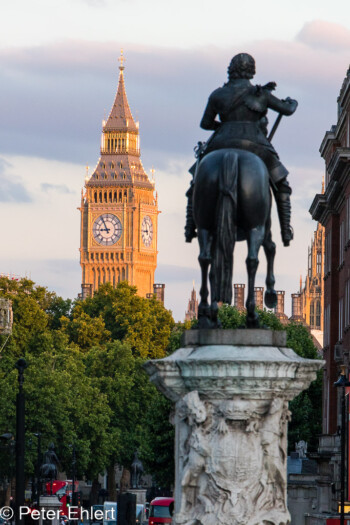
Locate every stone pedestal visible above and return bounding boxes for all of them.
[144,329,324,525]
[38,495,62,525]
[129,488,147,505]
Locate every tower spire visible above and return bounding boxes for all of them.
[104,49,138,135]
[118,48,125,72]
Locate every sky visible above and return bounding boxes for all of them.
[1,0,350,321]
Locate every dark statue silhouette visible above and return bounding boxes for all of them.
[130,451,144,489]
[185,53,298,328]
[40,442,60,493]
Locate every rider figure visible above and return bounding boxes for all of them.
[185,52,298,247]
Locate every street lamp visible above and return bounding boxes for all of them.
[15,358,28,525]
[0,433,14,492]
[334,364,350,525]
[33,433,42,506]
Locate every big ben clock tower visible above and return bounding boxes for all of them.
[79,51,158,298]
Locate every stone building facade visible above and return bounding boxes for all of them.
[302,221,325,333]
[308,66,350,522]
[185,285,198,321]
[79,52,158,298]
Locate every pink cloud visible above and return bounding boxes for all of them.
[296,20,350,51]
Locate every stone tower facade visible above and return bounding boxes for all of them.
[301,220,325,331]
[185,284,198,321]
[79,53,158,298]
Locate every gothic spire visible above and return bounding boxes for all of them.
[104,50,138,133]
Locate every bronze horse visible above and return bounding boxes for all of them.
[193,148,277,328]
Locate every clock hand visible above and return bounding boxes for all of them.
[101,217,110,232]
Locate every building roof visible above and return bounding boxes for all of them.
[88,153,154,189]
[104,52,138,133]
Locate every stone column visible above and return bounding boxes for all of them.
[38,495,62,525]
[144,329,324,525]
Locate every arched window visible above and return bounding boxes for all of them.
[316,301,321,329]
[119,191,122,202]
[99,192,102,203]
[109,191,112,202]
[310,302,315,328]
[104,192,107,203]
[94,192,97,203]
[124,190,127,202]
[113,192,117,202]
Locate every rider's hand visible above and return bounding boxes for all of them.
[285,97,298,111]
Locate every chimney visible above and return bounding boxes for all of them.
[254,287,264,310]
[234,284,245,310]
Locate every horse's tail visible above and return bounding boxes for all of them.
[213,151,238,303]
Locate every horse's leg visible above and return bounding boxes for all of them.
[197,228,213,328]
[263,223,277,309]
[246,225,265,328]
[209,250,222,328]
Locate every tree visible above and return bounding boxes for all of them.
[0,278,113,482]
[59,281,176,494]
[286,322,322,452]
[139,392,174,488]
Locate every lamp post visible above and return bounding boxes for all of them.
[334,364,350,525]
[0,433,14,499]
[15,358,28,525]
[71,444,76,503]
[33,433,42,506]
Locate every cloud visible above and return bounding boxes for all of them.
[41,183,75,194]
[0,22,348,175]
[296,20,350,51]
[0,158,32,203]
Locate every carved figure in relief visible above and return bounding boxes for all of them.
[257,398,291,521]
[177,392,211,520]
[176,395,292,525]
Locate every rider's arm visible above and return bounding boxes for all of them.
[266,92,298,115]
[200,96,221,130]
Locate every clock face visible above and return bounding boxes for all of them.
[93,214,122,246]
[141,215,153,247]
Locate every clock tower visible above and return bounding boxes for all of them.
[79,52,158,298]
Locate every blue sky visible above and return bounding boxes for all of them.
[1,1,350,320]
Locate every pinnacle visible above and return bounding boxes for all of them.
[104,68,138,132]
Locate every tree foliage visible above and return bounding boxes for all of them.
[0,278,175,488]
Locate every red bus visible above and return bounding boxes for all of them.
[45,480,80,517]
[148,498,174,525]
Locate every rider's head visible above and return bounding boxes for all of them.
[228,53,255,80]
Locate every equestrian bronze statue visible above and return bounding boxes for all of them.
[185,53,298,328]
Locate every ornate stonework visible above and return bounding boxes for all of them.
[144,330,324,525]
[79,51,158,298]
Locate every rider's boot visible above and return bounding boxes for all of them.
[274,191,293,247]
[185,182,197,243]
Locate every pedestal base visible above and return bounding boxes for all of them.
[144,329,324,525]
[38,495,62,525]
[128,488,147,505]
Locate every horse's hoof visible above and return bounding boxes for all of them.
[198,316,213,329]
[265,289,277,309]
[246,312,260,329]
